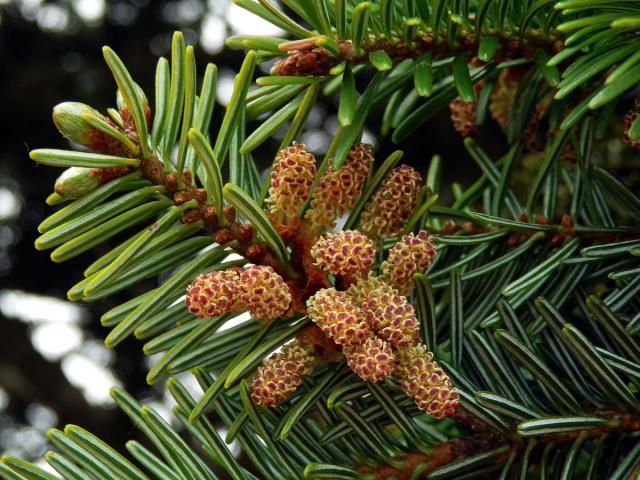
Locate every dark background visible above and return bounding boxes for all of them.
[0,0,479,468]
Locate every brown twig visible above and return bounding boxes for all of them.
[357,408,640,479]
[273,31,562,77]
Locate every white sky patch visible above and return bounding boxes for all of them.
[145,353,162,371]
[0,290,121,406]
[31,323,83,361]
[0,290,87,325]
[216,68,236,105]
[172,371,202,397]
[300,129,331,153]
[79,339,115,365]
[200,13,226,54]
[144,399,174,424]
[324,115,340,135]
[36,3,69,33]
[361,128,377,149]
[225,252,244,262]
[25,403,57,430]
[72,0,105,24]
[61,353,121,406]
[34,460,58,476]
[18,0,42,21]
[0,388,8,412]
[162,0,204,25]
[0,187,23,221]
[225,2,284,36]
[219,310,251,331]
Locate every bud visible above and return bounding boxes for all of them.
[53,102,106,147]
[54,166,131,199]
[359,164,422,238]
[238,265,292,321]
[267,142,317,223]
[305,143,373,232]
[185,270,241,318]
[359,283,419,348]
[306,288,370,347]
[271,44,339,77]
[310,230,375,277]
[382,230,437,295]
[395,344,459,419]
[251,339,315,407]
[53,101,134,156]
[116,83,151,130]
[343,336,395,383]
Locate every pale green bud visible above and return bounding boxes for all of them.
[54,166,129,199]
[54,167,101,199]
[52,102,104,146]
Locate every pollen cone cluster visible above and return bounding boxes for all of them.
[343,337,395,383]
[251,340,316,407]
[187,140,455,416]
[359,164,422,238]
[305,237,456,416]
[306,288,370,347]
[267,142,316,222]
[382,230,437,295]
[395,344,459,419]
[310,230,375,277]
[359,282,419,348]
[185,270,241,318]
[238,265,292,321]
[185,265,290,321]
[305,143,373,232]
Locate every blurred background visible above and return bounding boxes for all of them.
[0,0,481,473]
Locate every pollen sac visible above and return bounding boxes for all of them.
[267,142,317,222]
[185,270,240,318]
[310,230,375,277]
[489,70,519,132]
[359,283,419,348]
[359,164,422,238]
[251,340,315,407]
[305,143,373,231]
[345,272,390,305]
[238,265,292,321]
[395,344,459,419]
[450,95,478,137]
[306,288,371,347]
[382,230,437,295]
[343,336,395,383]
[623,98,640,151]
